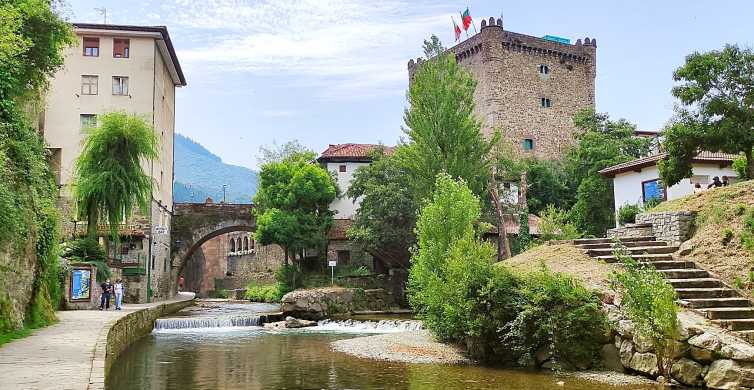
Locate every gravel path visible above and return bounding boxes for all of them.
[331,330,470,364]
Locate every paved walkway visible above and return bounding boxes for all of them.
[0,293,194,390]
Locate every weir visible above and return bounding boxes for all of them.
[154,315,262,330]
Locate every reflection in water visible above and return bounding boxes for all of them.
[108,328,655,390]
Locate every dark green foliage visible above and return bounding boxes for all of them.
[173,134,258,203]
[253,153,336,265]
[275,264,303,295]
[618,204,641,225]
[245,282,283,303]
[75,112,158,240]
[347,150,418,268]
[661,44,754,183]
[536,205,582,242]
[566,109,651,236]
[62,238,111,282]
[523,158,575,215]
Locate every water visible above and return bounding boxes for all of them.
[107,302,654,390]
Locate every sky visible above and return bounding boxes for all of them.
[64,0,754,170]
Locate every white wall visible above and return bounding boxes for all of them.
[612,163,738,211]
[326,161,370,219]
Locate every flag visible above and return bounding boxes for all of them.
[461,8,472,31]
[452,17,462,41]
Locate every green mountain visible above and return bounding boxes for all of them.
[173,133,258,204]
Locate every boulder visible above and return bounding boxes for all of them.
[705,360,742,389]
[633,332,654,353]
[720,340,754,362]
[619,339,635,367]
[280,287,394,320]
[616,320,635,338]
[689,332,722,353]
[671,358,703,386]
[535,346,552,365]
[629,352,659,377]
[690,346,714,363]
[284,316,316,328]
[600,343,624,373]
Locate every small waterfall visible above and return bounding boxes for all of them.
[154,315,261,331]
[315,319,423,333]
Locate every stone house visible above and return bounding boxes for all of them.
[600,151,738,225]
[42,23,186,302]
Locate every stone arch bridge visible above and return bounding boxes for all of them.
[171,202,255,290]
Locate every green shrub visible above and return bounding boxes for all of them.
[209,289,229,299]
[536,205,581,242]
[617,204,640,225]
[245,283,283,303]
[722,228,735,245]
[62,238,111,282]
[275,264,303,295]
[642,197,662,211]
[610,247,678,377]
[336,265,371,278]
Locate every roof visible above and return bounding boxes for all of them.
[317,143,395,163]
[328,219,353,240]
[634,130,660,137]
[486,214,541,236]
[72,23,186,87]
[599,151,738,177]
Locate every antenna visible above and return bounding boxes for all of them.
[94,7,107,24]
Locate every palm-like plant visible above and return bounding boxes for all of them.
[74,112,158,240]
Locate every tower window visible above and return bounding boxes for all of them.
[523,139,534,151]
[540,98,552,108]
[538,64,549,74]
[83,37,99,57]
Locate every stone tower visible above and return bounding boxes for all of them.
[407,17,596,159]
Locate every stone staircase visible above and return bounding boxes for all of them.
[573,229,754,339]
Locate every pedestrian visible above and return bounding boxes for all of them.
[114,279,124,310]
[100,279,112,310]
[693,182,704,194]
[722,176,730,186]
[707,176,723,189]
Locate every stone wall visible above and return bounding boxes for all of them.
[0,242,36,332]
[607,223,654,240]
[605,307,754,388]
[408,18,596,159]
[636,211,696,245]
[104,297,194,378]
[326,240,373,270]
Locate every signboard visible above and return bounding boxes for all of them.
[70,268,92,301]
[642,179,666,203]
[328,260,337,267]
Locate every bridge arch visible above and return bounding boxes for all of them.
[171,203,255,291]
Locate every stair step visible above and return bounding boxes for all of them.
[713,319,754,331]
[675,288,738,299]
[659,269,710,279]
[573,236,656,245]
[577,241,668,250]
[702,307,754,320]
[684,298,752,309]
[595,254,674,263]
[646,261,696,270]
[587,246,679,256]
[667,278,722,289]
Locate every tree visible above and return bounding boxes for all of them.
[523,158,574,215]
[400,36,498,202]
[346,148,417,268]
[257,140,315,165]
[74,112,158,240]
[566,109,651,236]
[253,154,336,265]
[660,44,754,184]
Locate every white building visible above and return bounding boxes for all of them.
[42,23,186,302]
[600,152,738,221]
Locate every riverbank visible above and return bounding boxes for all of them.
[0,292,194,390]
[332,329,656,386]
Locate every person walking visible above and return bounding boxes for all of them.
[114,279,124,310]
[99,279,112,310]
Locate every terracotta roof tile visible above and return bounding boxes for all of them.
[318,144,395,162]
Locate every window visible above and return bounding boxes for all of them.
[337,250,351,265]
[540,97,551,108]
[523,138,534,151]
[113,39,130,58]
[83,37,99,56]
[164,258,168,273]
[538,64,549,75]
[243,237,249,251]
[642,179,666,203]
[230,239,236,253]
[112,76,129,95]
[80,114,97,129]
[250,238,255,249]
[81,75,98,95]
[339,164,347,173]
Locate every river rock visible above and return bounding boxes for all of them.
[620,339,635,367]
[616,320,635,338]
[703,359,754,389]
[689,332,722,353]
[690,346,714,363]
[671,358,703,386]
[629,352,659,377]
[720,340,754,362]
[535,346,552,365]
[284,316,316,328]
[600,343,624,373]
[633,332,654,353]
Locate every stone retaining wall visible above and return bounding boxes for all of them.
[636,211,696,245]
[99,297,195,385]
[604,306,754,388]
[607,224,654,240]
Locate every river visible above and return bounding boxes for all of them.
[107,301,654,389]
